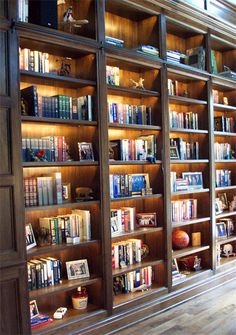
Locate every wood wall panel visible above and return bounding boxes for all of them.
[0,186,15,253]
[0,108,11,175]
[0,31,8,96]
[0,266,31,335]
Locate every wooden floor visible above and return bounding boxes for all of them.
[112,279,236,335]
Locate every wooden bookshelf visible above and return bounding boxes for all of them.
[1,1,236,334]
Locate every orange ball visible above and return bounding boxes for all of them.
[172,230,190,249]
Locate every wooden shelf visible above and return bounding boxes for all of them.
[112,259,164,277]
[113,284,166,307]
[216,257,236,271]
[20,70,96,88]
[172,269,212,287]
[112,227,163,240]
[27,240,100,258]
[170,159,209,164]
[25,200,100,212]
[29,275,101,300]
[107,84,159,97]
[109,160,162,165]
[172,217,211,228]
[168,95,207,105]
[110,193,163,202]
[170,128,208,134]
[32,304,104,335]
[21,116,97,126]
[215,185,236,191]
[172,245,210,259]
[172,188,209,196]
[216,211,236,219]
[214,131,236,137]
[22,161,99,167]
[216,236,236,245]
[215,159,236,163]
[108,123,161,131]
[213,103,236,111]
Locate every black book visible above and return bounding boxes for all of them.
[21,86,38,116]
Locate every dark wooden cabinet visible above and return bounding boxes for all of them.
[0,0,235,334]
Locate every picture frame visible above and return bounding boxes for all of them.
[29,300,39,319]
[62,182,71,203]
[170,146,180,160]
[182,172,203,190]
[78,142,94,161]
[136,212,157,227]
[131,173,150,195]
[66,259,90,280]
[216,222,227,239]
[218,193,228,210]
[25,224,37,250]
[172,258,179,275]
[215,198,224,214]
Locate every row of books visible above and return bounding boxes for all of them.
[167,50,186,64]
[111,207,136,235]
[109,135,157,161]
[105,36,124,47]
[216,170,232,187]
[28,257,62,291]
[169,111,199,130]
[108,102,152,125]
[171,171,203,192]
[109,174,149,199]
[168,79,179,96]
[19,48,50,73]
[106,66,120,86]
[171,199,197,223]
[113,266,152,294]
[24,173,62,207]
[112,239,142,269]
[214,142,233,160]
[21,86,94,120]
[38,210,91,246]
[170,138,199,160]
[214,116,235,133]
[22,136,69,162]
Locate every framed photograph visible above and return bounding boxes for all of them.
[25,224,37,250]
[131,173,150,195]
[62,182,71,203]
[66,259,90,280]
[29,300,39,319]
[216,222,227,239]
[182,172,203,190]
[218,193,228,210]
[136,212,157,227]
[172,258,179,275]
[215,198,224,214]
[78,142,94,161]
[170,146,180,160]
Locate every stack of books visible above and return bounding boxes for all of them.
[110,207,136,235]
[169,110,199,129]
[105,36,124,47]
[109,135,157,161]
[21,86,94,120]
[214,142,233,160]
[108,102,152,125]
[39,210,91,246]
[28,257,62,290]
[113,267,152,294]
[214,116,235,133]
[112,239,142,269]
[170,137,199,160]
[167,50,186,64]
[137,45,159,57]
[24,172,63,207]
[19,48,50,73]
[31,314,53,330]
[171,199,197,222]
[22,136,70,162]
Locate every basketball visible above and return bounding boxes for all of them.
[172,229,190,249]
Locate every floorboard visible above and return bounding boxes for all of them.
[112,279,236,335]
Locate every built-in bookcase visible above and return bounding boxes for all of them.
[1,0,236,334]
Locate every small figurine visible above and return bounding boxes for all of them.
[63,6,89,28]
[57,58,71,77]
[75,187,94,202]
[193,256,202,271]
[130,77,145,89]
